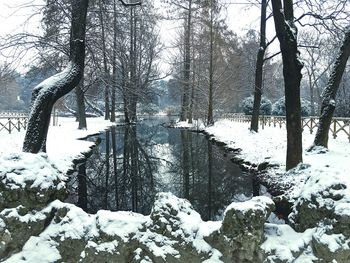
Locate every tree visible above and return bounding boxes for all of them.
[22,0,89,153]
[271,0,303,170]
[312,28,350,148]
[250,0,267,132]
[164,0,196,122]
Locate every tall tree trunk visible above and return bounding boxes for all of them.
[129,7,138,123]
[76,77,87,129]
[111,0,118,122]
[188,31,196,124]
[180,0,192,122]
[271,0,303,170]
[313,29,350,148]
[99,0,110,120]
[207,0,214,126]
[308,69,315,116]
[23,0,88,153]
[250,0,267,132]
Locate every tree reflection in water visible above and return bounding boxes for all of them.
[68,117,254,221]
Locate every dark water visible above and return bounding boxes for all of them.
[67,116,256,221]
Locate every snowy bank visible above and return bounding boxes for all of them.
[0,158,275,263]
[0,117,115,174]
[175,118,350,262]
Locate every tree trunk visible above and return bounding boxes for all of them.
[129,7,138,123]
[207,0,214,126]
[271,0,303,170]
[76,77,87,129]
[250,0,267,132]
[313,29,350,148]
[111,0,118,122]
[99,0,110,120]
[23,0,88,153]
[180,0,192,122]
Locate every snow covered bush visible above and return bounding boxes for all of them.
[240,95,272,115]
[272,97,311,116]
[138,103,160,115]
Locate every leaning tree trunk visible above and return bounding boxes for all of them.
[313,29,350,148]
[23,0,88,153]
[271,0,303,170]
[250,0,267,132]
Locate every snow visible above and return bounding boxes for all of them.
[1,116,350,261]
[262,223,316,262]
[0,116,115,174]
[175,118,350,261]
[5,237,61,263]
[0,152,65,191]
[224,196,274,217]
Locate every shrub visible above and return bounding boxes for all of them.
[240,95,272,115]
[272,97,311,116]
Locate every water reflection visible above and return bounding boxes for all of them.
[68,117,254,221]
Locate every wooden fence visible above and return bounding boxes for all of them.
[0,115,28,133]
[0,110,59,134]
[222,113,350,142]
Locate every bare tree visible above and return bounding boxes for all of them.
[250,0,268,132]
[271,0,303,170]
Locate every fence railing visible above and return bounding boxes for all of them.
[221,113,350,142]
[0,110,59,134]
[0,116,28,133]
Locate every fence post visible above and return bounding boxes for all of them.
[8,118,11,134]
[333,120,337,139]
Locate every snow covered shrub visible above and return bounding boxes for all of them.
[138,103,159,115]
[240,95,272,115]
[272,97,311,116]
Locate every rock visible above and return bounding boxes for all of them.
[0,153,67,211]
[207,196,275,263]
[0,205,55,260]
[258,162,269,171]
[312,228,350,262]
[289,174,347,232]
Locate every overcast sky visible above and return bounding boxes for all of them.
[0,0,275,72]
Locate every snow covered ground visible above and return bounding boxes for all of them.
[0,117,115,174]
[203,119,350,196]
[174,118,350,261]
[1,116,350,262]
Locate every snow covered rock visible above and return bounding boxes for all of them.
[1,192,276,263]
[289,173,349,232]
[0,153,67,211]
[286,172,350,262]
[208,196,275,263]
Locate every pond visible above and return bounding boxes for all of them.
[67,116,258,221]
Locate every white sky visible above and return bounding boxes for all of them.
[0,0,275,73]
